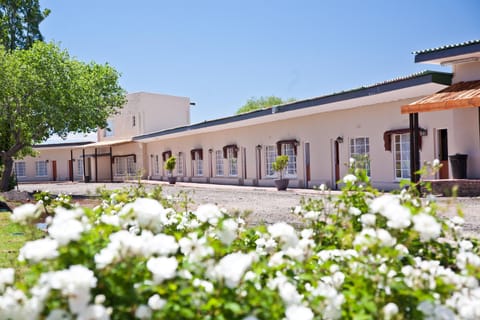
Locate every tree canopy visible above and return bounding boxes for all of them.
[0,0,50,51]
[235,96,295,114]
[0,42,126,190]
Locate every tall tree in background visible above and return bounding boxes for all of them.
[236,96,295,114]
[0,0,50,51]
[0,42,126,191]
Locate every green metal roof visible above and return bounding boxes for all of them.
[413,40,480,54]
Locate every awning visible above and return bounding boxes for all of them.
[401,80,480,114]
[76,138,133,148]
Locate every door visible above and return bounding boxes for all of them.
[304,142,311,188]
[334,141,340,189]
[52,160,57,181]
[438,129,449,179]
[68,160,73,181]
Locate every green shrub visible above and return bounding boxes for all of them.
[0,160,479,319]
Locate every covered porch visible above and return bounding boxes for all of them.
[402,80,480,196]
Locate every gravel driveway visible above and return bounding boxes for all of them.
[13,180,480,237]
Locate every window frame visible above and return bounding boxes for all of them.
[350,137,371,176]
[14,162,26,177]
[393,133,411,180]
[215,150,224,176]
[35,160,48,177]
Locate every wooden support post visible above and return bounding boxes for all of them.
[409,113,421,183]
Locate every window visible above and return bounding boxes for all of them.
[104,120,114,137]
[154,155,160,175]
[127,157,136,175]
[215,150,224,176]
[77,159,84,176]
[281,143,297,177]
[394,133,410,179]
[227,148,238,176]
[177,152,184,176]
[14,162,26,177]
[35,161,48,177]
[132,115,136,127]
[265,145,277,177]
[191,149,203,176]
[350,137,370,176]
[114,156,136,176]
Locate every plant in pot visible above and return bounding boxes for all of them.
[164,155,177,184]
[272,155,289,191]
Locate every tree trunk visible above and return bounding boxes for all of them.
[0,155,14,192]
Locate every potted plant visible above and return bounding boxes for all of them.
[164,155,177,184]
[272,155,289,191]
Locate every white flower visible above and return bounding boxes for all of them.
[77,304,110,320]
[285,305,314,320]
[146,256,178,284]
[135,305,152,319]
[376,229,396,247]
[179,233,213,263]
[279,281,303,305]
[370,194,411,229]
[412,213,441,242]
[100,214,120,227]
[194,204,223,225]
[432,159,440,167]
[215,252,254,288]
[11,203,40,224]
[148,294,166,310]
[459,240,473,252]
[19,238,59,262]
[360,213,376,226]
[119,198,167,231]
[45,265,97,314]
[0,268,14,292]
[268,222,298,248]
[218,219,238,245]
[193,278,214,293]
[143,233,179,256]
[48,212,86,246]
[383,302,399,320]
[343,174,357,184]
[348,206,361,216]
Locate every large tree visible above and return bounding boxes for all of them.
[0,42,126,191]
[236,96,295,114]
[0,0,50,51]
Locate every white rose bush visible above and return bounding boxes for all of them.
[1,163,480,319]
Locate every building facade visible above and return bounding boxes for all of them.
[15,40,480,191]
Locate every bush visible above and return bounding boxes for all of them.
[1,161,479,319]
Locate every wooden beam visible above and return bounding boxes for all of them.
[409,113,421,183]
[402,97,480,114]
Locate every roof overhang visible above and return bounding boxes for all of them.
[77,138,133,148]
[136,81,449,142]
[414,41,480,65]
[401,80,480,114]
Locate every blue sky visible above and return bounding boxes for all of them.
[41,0,479,125]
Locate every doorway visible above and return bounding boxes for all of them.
[438,129,449,179]
[334,140,340,189]
[52,161,57,181]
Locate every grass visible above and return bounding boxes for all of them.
[0,211,45,271]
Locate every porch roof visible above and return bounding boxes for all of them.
[401,80,480,114]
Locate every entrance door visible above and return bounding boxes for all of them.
[68,160,73,181]
[438,129,449,179]
[334,141,340,189]
[304,142,311,188]
[52,160,57,181]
